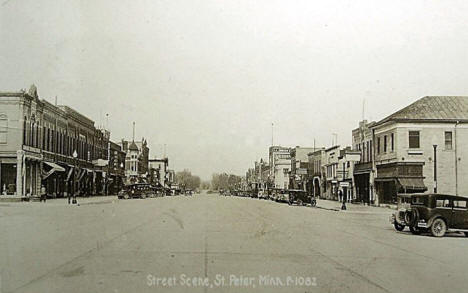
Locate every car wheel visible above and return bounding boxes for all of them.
[409,226,421,235]
[311,200,317,207]
[297,200,303,206]
[430,218,447,237]
[124,194,129,200]
[393,222,405,231]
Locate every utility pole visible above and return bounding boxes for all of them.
[132,122,135,141]
[271,122,274,146]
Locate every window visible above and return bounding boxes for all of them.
[409,131,420,149]
[377,137,381,154]
[383,135,387,153]
[445,131,453,150]
[391,133,394,152]
[0,114,7,143]
[453,200,467,209]
[436,199,451,208]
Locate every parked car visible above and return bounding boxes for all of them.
[258,189,268,200]
[400,193,468,237]
[118,183,153,199]
[276,189,290,203]
[390,194,413,232]
[287,189,316,206]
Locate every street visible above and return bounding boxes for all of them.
[1,192,467,293]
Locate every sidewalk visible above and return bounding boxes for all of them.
[315,199,396,214]
[0,195,118,206]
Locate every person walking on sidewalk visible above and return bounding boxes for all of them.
[40,185,47,202]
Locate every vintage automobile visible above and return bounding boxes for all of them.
[287,189,316,207]
[118,183,153,199]
[401,193,468,237]
[390,194,413,232]
[276,189,290,203]
[258,189,268,200]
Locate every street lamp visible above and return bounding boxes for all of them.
[72,150,78,204]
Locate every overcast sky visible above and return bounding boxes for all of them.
[1,0,468,180]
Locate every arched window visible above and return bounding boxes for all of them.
[0,114,7,144]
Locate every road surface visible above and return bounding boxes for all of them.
[1,192,467,293]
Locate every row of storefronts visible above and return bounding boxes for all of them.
[246,96,468,205]
[0,85,125,198]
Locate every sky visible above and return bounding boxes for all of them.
[1,0,468,180]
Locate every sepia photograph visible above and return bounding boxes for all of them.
[1,1,468,292]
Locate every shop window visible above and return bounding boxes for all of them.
[391,133,394,152]
[383,135,387,153]
[377,137,381,154]
[0,114,7,143]
[409,131,420,149]
[445,131,453,150]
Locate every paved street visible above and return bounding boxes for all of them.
[1,192,467,293]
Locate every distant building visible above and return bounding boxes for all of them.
[268,146,291,189]
[289,146,319,192]
[323,145,341,200]
[119,138,149,184]
[371,96,468,204]
[337,147,361,202]
[108,141,126,194]
[308,148,326,198]
[149,157,169,187]
[352,120,376,204]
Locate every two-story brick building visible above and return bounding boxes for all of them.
[371,96,468,204]
[0,85,110,198]
[352,120,376,204]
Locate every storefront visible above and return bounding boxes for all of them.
[353,162,372,204]
[375,162,426,204]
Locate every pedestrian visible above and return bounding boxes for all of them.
[68,187,72,204]
[40,185,47,202]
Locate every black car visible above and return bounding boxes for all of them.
[287,189,316,207]
[118,183,153,199]
[403,193,468,237]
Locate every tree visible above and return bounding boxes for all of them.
[210,173,242,190]
[175,169,201,190]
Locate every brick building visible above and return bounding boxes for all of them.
[0,85,110,198]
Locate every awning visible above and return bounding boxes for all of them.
[78,169,86,182]
[42,161,65,179]
[398,178,427,191]
[66,167,74,181]
[44,162,65,172]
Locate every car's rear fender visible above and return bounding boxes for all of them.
[427,214,448,228]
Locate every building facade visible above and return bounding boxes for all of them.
[352,120,376,204]
[149,157,169,187]
[308,148,326,198]
[119,139,149,184]
[323,145,340,200]
[0,85,110,198]
[371,96,468,204]
[289,146,318,192]
[268,146,291,189]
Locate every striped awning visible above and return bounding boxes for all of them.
[398,178,427,191]
[42,161,65,179]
